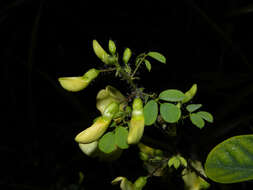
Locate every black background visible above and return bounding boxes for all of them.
[1,0,253,189]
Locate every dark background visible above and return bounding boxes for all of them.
[1,0,253,189]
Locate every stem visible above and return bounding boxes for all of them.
[99,68,116,72]
[148,158,169,178]
[187,161,213,185]
[131,54,147,78]
[114,62,138,90]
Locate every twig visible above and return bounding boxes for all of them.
[187,160,213,185]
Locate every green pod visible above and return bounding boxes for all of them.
[127,98,145,144]
[108,40,116,55]
[58,68,100,92]
[138,143,155,156]
[75,102,119,144]
[123,48,132,64]
[93,40,110,64]
[182,84,197,103]
[134,176,148,190]
[139,152,149,161]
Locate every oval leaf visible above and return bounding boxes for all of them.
[115,126,129,149]
[159,89,186,102]
[173,157,181,169]
[144,100,158,126]
[186,104,202,112]
[98,132,116,153]
[190,113,205,129]
[205,135,253,183]
[168,157,177,167]
[160,103,181,123]
[197,111,213,123]
[147,52,166,63]
[144,59,151,72]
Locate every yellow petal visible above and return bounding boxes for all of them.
[75,117,110,144]
[58,76,89,92]
[112,177,135,190]
[127,117,145,145]
[78,141,98,156]
[96,86,126,115]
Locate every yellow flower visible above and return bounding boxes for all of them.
[58,68,100,92]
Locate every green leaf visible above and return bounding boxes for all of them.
[186,104,202,112]
[173,157,181,169]
[115,126,129,149]
[168,156,181,169]
[190,113,205,129]
[98,132,116,153]
[168,157,177,167]
[197,111,213,123]
[159,89,186,102]
[112,177,135,190]
[144,59,151,72]
[178,156,188,167]
[205,135,253,183]
[160,103,181,123]
[147,52,166,63]
[143,100,158,126]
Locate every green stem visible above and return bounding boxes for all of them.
[99,68,116,72]
[115,62,138,91]
[131,54,147,78]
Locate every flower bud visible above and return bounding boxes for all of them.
[108,40,116,55]
[127,98,145,144]
[93,40,110,64]
[138,143,155,156]
[134,176,148,190]
[139,152,149,161]
[182,84,197,103]
[122,48,132,64]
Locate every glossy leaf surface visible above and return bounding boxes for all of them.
[205,135,253,183]
[147,51,166,63]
